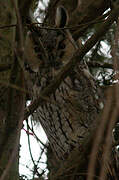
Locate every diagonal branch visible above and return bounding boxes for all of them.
[24,5,119,119]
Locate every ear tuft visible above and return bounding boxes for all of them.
[55,6,69,28]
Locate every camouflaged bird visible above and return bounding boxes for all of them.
[25,7,103,161]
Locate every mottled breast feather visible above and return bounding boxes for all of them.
[25,24,102,160]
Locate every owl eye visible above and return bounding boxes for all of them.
[55,6,69,28]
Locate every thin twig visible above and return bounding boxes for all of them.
[26,120,40,177]
[0,24,16,29]
[24,5,119,119]
[0,18,106,32]
[0,63,12,72]
[11,0,24,48]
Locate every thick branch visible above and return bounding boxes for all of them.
[25,5,119,119]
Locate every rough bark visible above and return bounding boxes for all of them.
[24,0,119,179]
[0,1,29,179]
[0,0,119,179]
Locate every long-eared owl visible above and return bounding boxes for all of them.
[24,7,102,161]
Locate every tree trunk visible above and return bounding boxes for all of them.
[0,1,27,179]
[25,0,119,179]
[0,0,119,179]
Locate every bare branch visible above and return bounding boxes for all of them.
[24,5,119,119]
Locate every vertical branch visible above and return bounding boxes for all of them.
[87,14,119,180]
[87,88,113,180]
[99,18,119,180]
[0,0,26,179]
